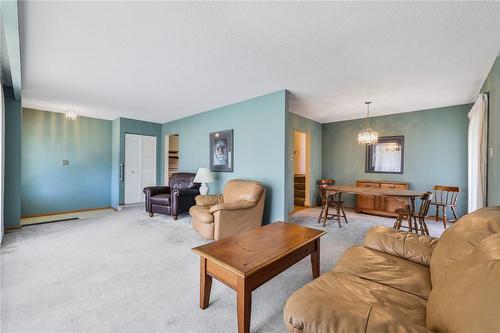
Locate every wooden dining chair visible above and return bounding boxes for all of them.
[393,192,433,235]
[430,185,460,229]
[317,179,348,227]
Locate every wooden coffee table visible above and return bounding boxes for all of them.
[192,222,326,333]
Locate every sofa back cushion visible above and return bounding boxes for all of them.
[223,179,264,203]
[170,172,198,189]
[426,206,500,332]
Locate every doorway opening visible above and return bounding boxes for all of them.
[293,131,310,211]
[164,134,179,185]
[124,134,157,204]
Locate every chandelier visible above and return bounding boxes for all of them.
[65,110,78,121]
[357,101,378,145]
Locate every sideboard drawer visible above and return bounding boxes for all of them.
[357,182,380,188]
[380,183,408,190]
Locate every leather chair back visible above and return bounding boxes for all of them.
[223,179,264,203]
[427,206,500,332]
[169,172,199,189]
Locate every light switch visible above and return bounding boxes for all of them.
[490,147,494,158]
[62,160,69,166]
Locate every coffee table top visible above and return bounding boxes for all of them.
[192,222,325,277]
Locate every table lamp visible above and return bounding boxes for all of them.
[194,168,214,195]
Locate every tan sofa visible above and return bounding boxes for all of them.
[284,206,500,333]
[189,179,265,240]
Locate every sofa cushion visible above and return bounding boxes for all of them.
[364,226,438,266]
[284,271,428,333]
[222,179,264,203]
[426,228,500,333]
[150,194,170,206]
[430,206,500,287]
[334,245,432,299]
[189,206,214,224]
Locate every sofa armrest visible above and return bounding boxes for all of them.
[171,188,199,197]
[209,200,255,213]
[363,226,438,266]
[195,194,223,207]
[143,186,170,197]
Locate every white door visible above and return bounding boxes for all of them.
[141,136,157,190]
[124,134,157,204]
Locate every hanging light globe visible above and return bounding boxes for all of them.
[357,101,378,145]
[357,128,378,145]
[65,110,78,121]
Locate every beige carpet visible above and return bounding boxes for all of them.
[1,205,446,333]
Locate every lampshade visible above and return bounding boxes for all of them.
[357,128,378,145]
[194,168,214,183]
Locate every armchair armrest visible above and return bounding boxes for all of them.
[209,200,255,214]
[363,226,438,266]
[171,188,199,197]
[143,186,170,197]
[195,194,223,207]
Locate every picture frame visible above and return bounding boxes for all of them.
[209,129,234,172]
[365,135,404,174]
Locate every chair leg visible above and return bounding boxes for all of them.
[317,204,325,224]
[323,204,329,227]
[149,212,154,217]
[336,205,341,228]
[173,215,178,220]
[393,215,400,229]
[340,204,348,224]
[435,206,439,222]
[451,206,459,221]
[442,206,447,229]
[421,217,430,236]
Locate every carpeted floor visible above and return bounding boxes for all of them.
[1,206,446,333]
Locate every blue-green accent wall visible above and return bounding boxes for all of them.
[161,90,288,223]
[112,118,162,205]
[111,118,121,208]
[322,104,471,216]
[3,86,22,228]
[482,56,500,206]
[21,109,112,216]
[287,112,322,212]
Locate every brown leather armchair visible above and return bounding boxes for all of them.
[284,206,500,333]
[143,172,200,220]
[189,179,266,240]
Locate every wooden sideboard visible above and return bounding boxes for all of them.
[355,180,409,217]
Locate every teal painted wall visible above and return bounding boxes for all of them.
[482,56,500,206]
[161,90,288,223]
[116,118,162,204]
[21,109,112,216]
[3,86,21,228]
[287,112,322,213]
[322,104,471,217]
[110,118,121,208]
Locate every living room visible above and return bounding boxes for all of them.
[1,2,500,333]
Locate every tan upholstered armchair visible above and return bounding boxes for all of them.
[189,179,266,240]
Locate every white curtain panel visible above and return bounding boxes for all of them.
[467,93,488,213]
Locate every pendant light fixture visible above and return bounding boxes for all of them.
[357,101,378,145]
[65,110,78,121]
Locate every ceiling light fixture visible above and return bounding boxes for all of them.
[65,110,77,121]
[357,101,378,145]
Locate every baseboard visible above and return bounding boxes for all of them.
[21,206,112,219]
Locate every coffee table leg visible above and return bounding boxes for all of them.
[237,276,251,333]
[310,238,320,279]
[200,257,212,309]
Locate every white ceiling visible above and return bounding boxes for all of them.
[19,1,500,123]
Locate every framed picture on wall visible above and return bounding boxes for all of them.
[209,129,234,172]
[365,136,404,174]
